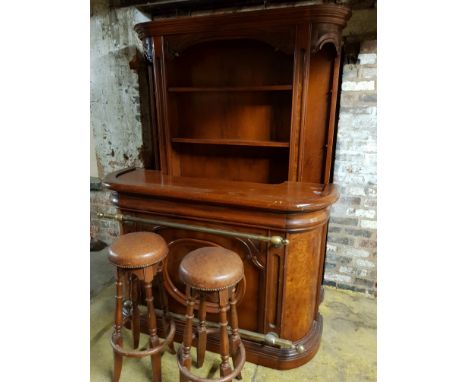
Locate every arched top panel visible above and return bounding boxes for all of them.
[165,27,295,57]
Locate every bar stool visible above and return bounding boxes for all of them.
[177,247,246,382]
[108,232,176,382]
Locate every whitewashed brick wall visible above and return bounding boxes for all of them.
[90,1,150,244]
[324,40,377,295]
[90,1,150,176]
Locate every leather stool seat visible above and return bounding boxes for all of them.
[108,232,168,268]
[179,247,244,291]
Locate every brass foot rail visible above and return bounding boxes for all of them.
[96,212,289,247]
[153,308,305,353]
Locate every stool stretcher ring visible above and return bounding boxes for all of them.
[110,319,175,358]
[177,341,246,382]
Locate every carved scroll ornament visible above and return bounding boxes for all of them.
[311,23,343,54]
[143,37,153,63]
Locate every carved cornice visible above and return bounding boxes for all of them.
[134,4,351,40]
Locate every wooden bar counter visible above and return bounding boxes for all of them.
[102,3,350,370]
[104,167,338,369]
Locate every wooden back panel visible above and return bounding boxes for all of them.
[176,145,290,183]
[164,38,294,183]
[166,39,294,87]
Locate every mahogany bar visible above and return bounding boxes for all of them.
[104,168,339,369]
[103,3,350,370]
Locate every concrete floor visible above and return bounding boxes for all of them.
[90,247,114,299]
[90,281,376,382]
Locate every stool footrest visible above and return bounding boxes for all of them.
[177,342,246,382]
[111,319,175,359]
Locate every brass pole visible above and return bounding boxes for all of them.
[96,212,289,247]
[152,308,305,353]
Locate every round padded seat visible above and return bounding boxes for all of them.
[179,247,244,291]
[108,232,168,268]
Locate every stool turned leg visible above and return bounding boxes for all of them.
[112,268,124,382]
[196,293,207,368]
[156,272,175,354]
[180,286,195,382]
[219,289,233,381]
[131,276,140,349]
[144,276,162,382]
[229,287,242,380]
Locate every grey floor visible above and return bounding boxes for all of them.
[91,247,114,299]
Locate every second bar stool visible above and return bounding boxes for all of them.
[108,232,176,382]
[177,247,246,382]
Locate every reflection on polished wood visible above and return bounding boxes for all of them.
[104,168,338,212]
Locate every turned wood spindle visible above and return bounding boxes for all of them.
[112,268,124,382]
[197,293,208,368]
[131,275,140,349]
[180,286,195,382]
[108,232,175,382]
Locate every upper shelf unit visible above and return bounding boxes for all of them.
[165,37,294,182]
[135,3,351,184]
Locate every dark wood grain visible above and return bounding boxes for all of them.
[299,44,335,183]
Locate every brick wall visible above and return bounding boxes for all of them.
[323,40,377,295]
[90,188,119,245]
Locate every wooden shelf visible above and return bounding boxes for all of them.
[172,138,290,148]
[168,85,293,93]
